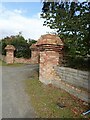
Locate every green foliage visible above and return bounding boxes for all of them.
[28,38,37,46]
[41,1,90,69]
[41,2,90,58]
[0,33,37,58]
[0,39,7,55]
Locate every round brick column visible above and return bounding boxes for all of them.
[36,34,64,84]
[5,45,15,64]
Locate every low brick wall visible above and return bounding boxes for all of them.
[53,66,90,103]
[0,54,38,64]
[14,57,31,64]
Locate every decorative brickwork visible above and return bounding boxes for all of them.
[5,45,15,64]
[36,34,64,84]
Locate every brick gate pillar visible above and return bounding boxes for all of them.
[36,34,64,84]
[30,44,39,64]
[5,45,15,64]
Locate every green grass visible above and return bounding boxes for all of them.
[0,60,2,65]
[0,60,25,67]
[0,60,6,66]
[24,73,90,118]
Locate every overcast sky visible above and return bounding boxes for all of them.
[0,2,53,40]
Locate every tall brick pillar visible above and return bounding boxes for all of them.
[5,45,15,64]
[36,34,64,84]
[30,44,39,64]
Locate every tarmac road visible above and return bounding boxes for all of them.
[2,64,38,118]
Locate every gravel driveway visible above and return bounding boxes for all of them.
[2,64,39,118]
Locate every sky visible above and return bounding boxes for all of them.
[0,0,88,40]
[0,2,53,40]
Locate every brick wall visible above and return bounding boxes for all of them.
[0,55,39,64]
[14,57,31,64]
[3,44,39,64]
[31,51,39,64]
[14,51,39,64]
[53,66,90,103]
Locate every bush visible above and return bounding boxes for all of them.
[63,55,90,71]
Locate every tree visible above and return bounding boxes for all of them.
[41,1,90,58]
[0,34,31,58]
[28,38,37,46]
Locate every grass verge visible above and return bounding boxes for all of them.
[0,60,25,67]
[0,60,6,66]
[24,74,90,118]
